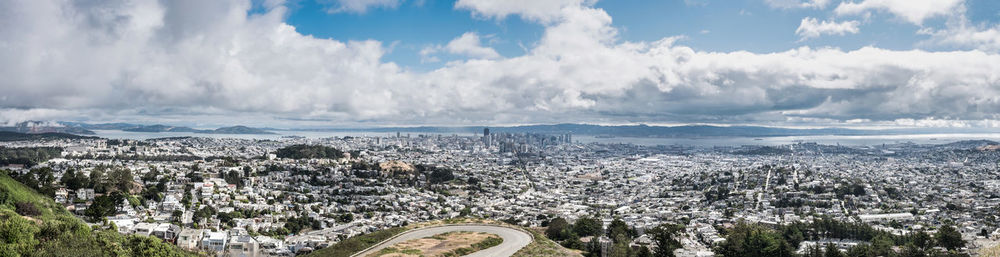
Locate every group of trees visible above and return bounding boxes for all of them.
[544,216,601,241]
[84,192,126,221]
[543,216,679,257]
[9,167,58,196]
[89,166,136,194]
[716,219,970,257]
[284,215,321,235]
[0,146,62,167]
[223,166,252,188]
[274,144,345,159]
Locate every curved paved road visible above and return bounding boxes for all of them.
[352,225,532,257]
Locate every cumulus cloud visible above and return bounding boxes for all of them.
[796,17,861,40]
[323,0,402,14]
[834,0,964,25]
[764,0,830,9]
[2,0,1000,127]
[421,32,501,61]
[454,0,594,23]
[918,15,1000,52]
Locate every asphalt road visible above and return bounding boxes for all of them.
[352,225,533,257]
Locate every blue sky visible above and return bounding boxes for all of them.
[2,0,1000,128]
[280,0,998,70]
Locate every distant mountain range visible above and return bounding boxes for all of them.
[55,122,275,135]
[6,121,999,138]
[0,131,99,141]
[0,121,96,135]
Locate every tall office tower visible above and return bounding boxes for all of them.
[483,127,491,147]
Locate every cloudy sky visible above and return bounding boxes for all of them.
[1,0,1000,128]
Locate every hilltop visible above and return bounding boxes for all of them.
[199,125,275,134]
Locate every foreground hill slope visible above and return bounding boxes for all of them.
[0,170,198,257]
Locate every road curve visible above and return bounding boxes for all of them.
[351,225,532,257]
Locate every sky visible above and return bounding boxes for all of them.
[1,0,1000,129]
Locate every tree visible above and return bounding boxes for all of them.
[900,243,927,257]
[913,230,932,250]
[607,218,632,243]
[636,246,653,257]
[935,225,965,251]
[782,224,806,248]
[574,216,602,237]
[142,166,159,182]
[716,223,794,257]
[171,210,184,222]
[224,170,244,188]
[610,239,631,257]
[275,145,344,159]
[546,217,572,241]
[870,235,895,257]
[846,243,883,257]
[427,168,455,184]
[650,223,684,257]
[825,243,846,257]
[108,168,134,193]
[85,193,123,220]
[89,167,106,192]
[61,169,88,190]
[337,213,354,223]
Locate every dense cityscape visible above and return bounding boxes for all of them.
[2,129,999,256]
[3,1,1000,256]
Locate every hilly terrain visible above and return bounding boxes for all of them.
[61,122,275,135]
[0,170,197,257]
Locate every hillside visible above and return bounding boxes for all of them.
[0,121,95,135]
[0,170,198,257]
[200,125,275,134]
[123,124,200,133]
[0,131,99,142]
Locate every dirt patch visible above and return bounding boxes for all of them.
[367,231,500,257]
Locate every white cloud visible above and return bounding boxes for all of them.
[764,0,830,9]
[445,32,501,59]
[834,0,964,25]
[419,32,500,62]
[324,0,402,14]
[454,0,594,23]
[2,0,1000,127]
[795,17,861,40]
[918,15,1000,52]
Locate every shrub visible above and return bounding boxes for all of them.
[15,201,40,216]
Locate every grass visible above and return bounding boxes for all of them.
[305,226,409,257]
[438,236,504,257]
[0,172,65,219]
[511,229,582,257]
[981,243,1000,257]
[0,171,199,257]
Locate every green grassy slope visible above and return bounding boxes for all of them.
[304,226,408,257]
[0,171,199,257]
